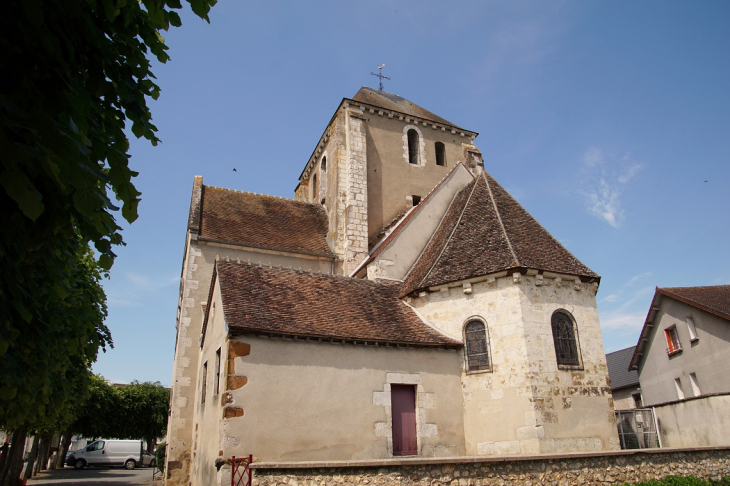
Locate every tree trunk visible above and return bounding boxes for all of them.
[0,425,28,486]
[55,431,72,469]
[35,436,49,473]
[0,441,9,483]
[22,437,39,480]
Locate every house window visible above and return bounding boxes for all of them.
[411,195,421,206]
[689,372,701,397]
[201,361,208,404]
[551,310,581,368]
[407,129,419,165]
[686,317,698,341]
[464,319,491,372]
[215,348,221,396]
[390,384,417,456]
[435,142,445,166]
[632,393,643,408]
[665,326,682,355]
[674,378,685,400]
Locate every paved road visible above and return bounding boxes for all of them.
[27,466,159,485]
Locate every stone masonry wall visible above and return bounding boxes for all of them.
[409,271,617,456]
[247,448,730,486]
[343,106,369,275]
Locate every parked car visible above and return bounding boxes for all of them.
[66,439,145,469]
[142,450,156,468]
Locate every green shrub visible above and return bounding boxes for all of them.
[624,476,730,486]
[155,441,166,472]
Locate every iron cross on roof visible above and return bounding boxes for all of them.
[370,64,390,91]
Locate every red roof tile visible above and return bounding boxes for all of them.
[658,285,730,321]
[401,172,599,296]
[215,261,460,348]
[197,186,334,257]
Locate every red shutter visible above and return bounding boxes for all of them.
[391,385,417,456]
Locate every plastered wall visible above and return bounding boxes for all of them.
[166,238,334,486]
[409,272,619,455]
[212,335,465,483]
[638,298,730,405]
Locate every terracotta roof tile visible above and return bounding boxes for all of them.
[401,172,598,296]
[215,262,460,348]
[658,285,730,321]
[198,186,334,257]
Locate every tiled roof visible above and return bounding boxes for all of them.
[401,172,599,296]
[606,346,640,390]
[215,261,461,348]
[351,87,467,131]
[658,285,730,321]
[197,186,334,257]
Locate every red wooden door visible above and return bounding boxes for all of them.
[391,385,417,456]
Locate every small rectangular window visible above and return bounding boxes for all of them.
[632,393,643,408]
[665,326,682,355]
[674,378,685,400]
[689,372,701,397]
[201,361,208,404]
[435,142,445,166]
[686,317,698,341]
[215,348,221,395]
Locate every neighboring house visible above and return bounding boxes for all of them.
[606,346,642,410]
[165,88,619,486]
[629,285,730,448]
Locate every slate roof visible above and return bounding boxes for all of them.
[197,185,334,257]
[401,172,599,296]
[352,87,465,130]
[214,261,461,348]
[606,346,640,390]
[658,285,730,321]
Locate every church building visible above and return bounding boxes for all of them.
[165,88,619,486]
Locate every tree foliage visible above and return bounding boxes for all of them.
[72,377,170,444]
[0,0,215,428]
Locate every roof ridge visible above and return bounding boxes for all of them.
[203,184,322,207]
[216,259,397,287]
[411,176,481,290]
[482,172,520,267]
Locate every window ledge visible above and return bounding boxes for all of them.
[667,348,683,357]
[557,364,584,371]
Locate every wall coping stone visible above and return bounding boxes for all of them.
[250,445,730,470]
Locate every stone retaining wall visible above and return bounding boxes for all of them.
[248,447,730,486]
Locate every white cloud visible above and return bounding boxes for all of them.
[580,148,644,228]
[600,311,646,333]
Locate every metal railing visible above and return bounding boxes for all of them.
[615,408,660,449]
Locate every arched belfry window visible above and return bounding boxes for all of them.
[551,310,582,368]
[464,319,491,373]
[435,142,445,166]
[407,129,419,165]
[321,156,327,171]
[312,173,318,202]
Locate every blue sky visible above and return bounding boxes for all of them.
[93,1,730,385]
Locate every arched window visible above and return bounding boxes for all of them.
[321,156,327,171]
[464,319,491,372]
[435,142,445,166]
[551,310,581,368]
[407,129,419,165]
[312,174,318,201]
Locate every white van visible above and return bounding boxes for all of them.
[67,439,144,469]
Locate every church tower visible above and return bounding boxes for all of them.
[295,87,482,275]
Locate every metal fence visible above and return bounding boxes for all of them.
[615,408,660,449]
